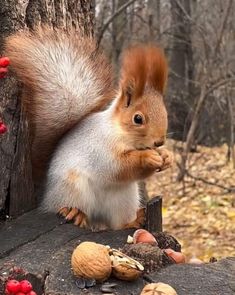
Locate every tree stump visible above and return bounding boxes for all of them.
[0,0,95,219]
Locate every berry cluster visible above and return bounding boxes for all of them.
[0,56,9,135]
[5,280,37,295]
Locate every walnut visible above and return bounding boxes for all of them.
[71,242,112,282]
[109,248,144,281]
[140,283,178,295]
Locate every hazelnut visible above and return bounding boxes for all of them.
[140,282,178,295]
[133,229,158,246]
[109,248,144,281]
[71,242,112,282]
[188,258,204,264]
[164,248,186,264]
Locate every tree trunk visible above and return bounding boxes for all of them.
[168,0,195,141]
[0,0,95,219]
[147,0,161,41]
[112,0,127,69]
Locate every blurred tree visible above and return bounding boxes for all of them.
[112,0,127,68]
[167,0,195,141]
[0,0,95,219]
[147,0,161,41]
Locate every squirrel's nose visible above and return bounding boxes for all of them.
[154,140,165,147]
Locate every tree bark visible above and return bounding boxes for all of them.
[147,0,161,41]
[112,0,127,69]
[0,0,95,219]
[167,0,195,141]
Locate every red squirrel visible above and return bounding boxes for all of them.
[4,27,173,230]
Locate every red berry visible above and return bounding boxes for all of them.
[6,280,21,294]
[26,291,37,295]
[0,57,10,67]
[19,280,32,293]
[0,67,8,78]
[0,123,7,134]
[15,293,25,295]
[5,288,10,295]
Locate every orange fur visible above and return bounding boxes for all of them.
[123,208,145,229]
[120,45,168,97]
[4,27,114,183]
[112,45,170,183]
[114,147,173,182]
[115,149,164,181]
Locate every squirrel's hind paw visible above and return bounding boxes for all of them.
[123,208,146,229]
[57,207,88,228]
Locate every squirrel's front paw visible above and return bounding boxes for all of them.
[156,147,173,171]
[142,149,164,171]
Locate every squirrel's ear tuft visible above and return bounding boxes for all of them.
[119,45,168,101]
[145,45,168,94]
[119,46,148,101]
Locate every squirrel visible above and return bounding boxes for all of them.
[4,27,173,230]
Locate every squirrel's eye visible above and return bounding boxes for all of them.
[133,114,143,125]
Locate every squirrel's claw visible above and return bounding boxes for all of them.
[65,207,79,221]
[57,207,88,228]
[73,211,88,227]
[58,207,71,217]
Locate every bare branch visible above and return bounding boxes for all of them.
[205,77,235,98]
[97,0,138,46]
[213,0,233,57]
[186,171,235,193]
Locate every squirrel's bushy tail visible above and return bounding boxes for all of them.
[4,27,113,182]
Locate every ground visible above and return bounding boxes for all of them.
[146,140,235,262]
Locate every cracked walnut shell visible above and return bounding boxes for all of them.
[109,248,144,281]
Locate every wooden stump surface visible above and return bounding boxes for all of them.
[0,210,235,295]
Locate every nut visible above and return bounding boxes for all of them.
[140,283,177,295]
[127,235,134,244]
[109,248,144,281]
[71,242,112,282]
[133,229,158,246]
[188,258,204,264]
[164,248,186,264]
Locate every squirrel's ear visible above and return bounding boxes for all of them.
[118,46,147,107]
[145,46,168,94]
[117,44,168,108]
[125,84,133,107]
[119,82,134,108]
[120,45,168,98]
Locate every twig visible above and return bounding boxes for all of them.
[97,0,138,46]
[205,77,235,98]
[226,95,235,168]
[213,0,233,57]
[186,171,235,193]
